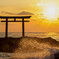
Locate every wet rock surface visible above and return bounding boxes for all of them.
[0,37,59,59]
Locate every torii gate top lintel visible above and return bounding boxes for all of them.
[0,16,31,19]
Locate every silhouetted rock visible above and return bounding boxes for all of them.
[0,37,59,53]
[54,52,59,59]
[14,37,59,53]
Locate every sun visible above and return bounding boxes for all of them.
[47,7,56,16]
[37,2,57,20]
[44,6,57,20]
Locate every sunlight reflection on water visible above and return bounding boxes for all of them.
[0,32,59,41]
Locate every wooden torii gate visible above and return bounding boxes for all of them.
[0,16,31,39]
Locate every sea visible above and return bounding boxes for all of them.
[0,32,59,41]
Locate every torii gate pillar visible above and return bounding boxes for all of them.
[6,18,8,38]
[22,18,24,37]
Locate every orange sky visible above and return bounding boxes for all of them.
[0,0,59,32]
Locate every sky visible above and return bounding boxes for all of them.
[0,0,40,14]
[0,0,59,14]
[0,0,59,32]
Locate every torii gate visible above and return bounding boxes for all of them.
[0,16,31,39]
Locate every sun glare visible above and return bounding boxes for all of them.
[37,3,57,20]
[47,7,56,16]
[44,6,57,20]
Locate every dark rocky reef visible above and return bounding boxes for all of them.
[0,37,59,53]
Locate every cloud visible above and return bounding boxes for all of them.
[1,11,34,15]
[17,11,34,15]
[1,11,16,15]
[37,2,48,6]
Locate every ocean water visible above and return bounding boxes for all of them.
[0,32,59,41]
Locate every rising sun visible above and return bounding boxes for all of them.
[44,6,57,20]
[37,3,57,20]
